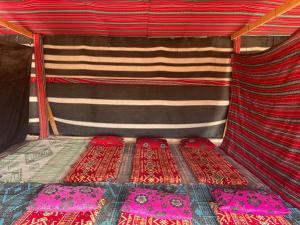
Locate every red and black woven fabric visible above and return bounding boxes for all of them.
[0,1,300,37]
[221,29,300,208]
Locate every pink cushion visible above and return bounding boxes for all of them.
[121,187,192,220]
[136,137,168,149]
[180,138,215,149]
[89,136,124,146]
[211,188,291,215]
[28,184,104,212]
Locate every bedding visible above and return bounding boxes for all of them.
[64,136,124,182]
[89,136,124,146]
[118,212,192,225]
[118,187,192,225]
[130,138,181,184]
[121,187,192,220]
[27,184,104,212]
[211,188,291,216]
[13,199,105,225]
[179,138,247,185]
[209,202,291,225]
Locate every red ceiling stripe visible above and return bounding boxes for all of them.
[0,0,299,36]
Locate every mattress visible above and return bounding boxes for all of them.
[64,143,124,183]
[179,138,248,185]
[130,138,181,184]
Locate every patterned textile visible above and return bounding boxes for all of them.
[64,141,124,182]
[1,2,299,37]
[0,139,88,183]
[221,28,300,208]
[13,199,105,225]
[36,35,230,138]
[179,138,247,185]
[118,212,192,225]
[130,139,181,184]
[89,136,124,147]
[28,185,104,212]
[180,138,215,149]
[0,183,42,225]
[209,202,292,225]
[121,187,192,220]
[211,188,290,216]
[136,138,168,148]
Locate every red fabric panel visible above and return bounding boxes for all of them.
[31,77,230,86]
[221,29,300,208]
[0,1,299,37]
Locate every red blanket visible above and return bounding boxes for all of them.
[180,138,247,185]
[64,144,124,182]
[14,199,105,225]
[118,212,192,225]
[130,138,181,184]
[209,202,291,225]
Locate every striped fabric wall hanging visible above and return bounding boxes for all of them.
[221,29,300,208]
[0,34,290,138]
[41,36,232,138]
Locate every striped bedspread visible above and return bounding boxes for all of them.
[28,35,232,138]
[221,28,300,208]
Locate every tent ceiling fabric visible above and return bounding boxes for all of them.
[0,0,299,37]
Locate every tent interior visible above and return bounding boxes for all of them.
[0,1,299,224]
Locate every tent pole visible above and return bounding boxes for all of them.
[0,18,59,138]
[33,34,48,139]
[231,0,300,39]
[47,102,59,136]
[0,18,33,39]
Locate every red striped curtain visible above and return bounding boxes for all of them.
[221,29,300,208]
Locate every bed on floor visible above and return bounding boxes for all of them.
[64,136,125,183]
[0,137,299,225]
[179,138,248,186]
[130,138,182,184]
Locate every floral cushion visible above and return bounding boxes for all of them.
[136,137,168,149]
[14,199,106,225]
[180,138,215,149]
[121,187,192,220]
[28,184,105,212]
[89,136,124,146]
[211,188,291,215]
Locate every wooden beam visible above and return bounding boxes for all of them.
[0,18,33,38]
[47,102,59,136]
[232,0,300,39]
